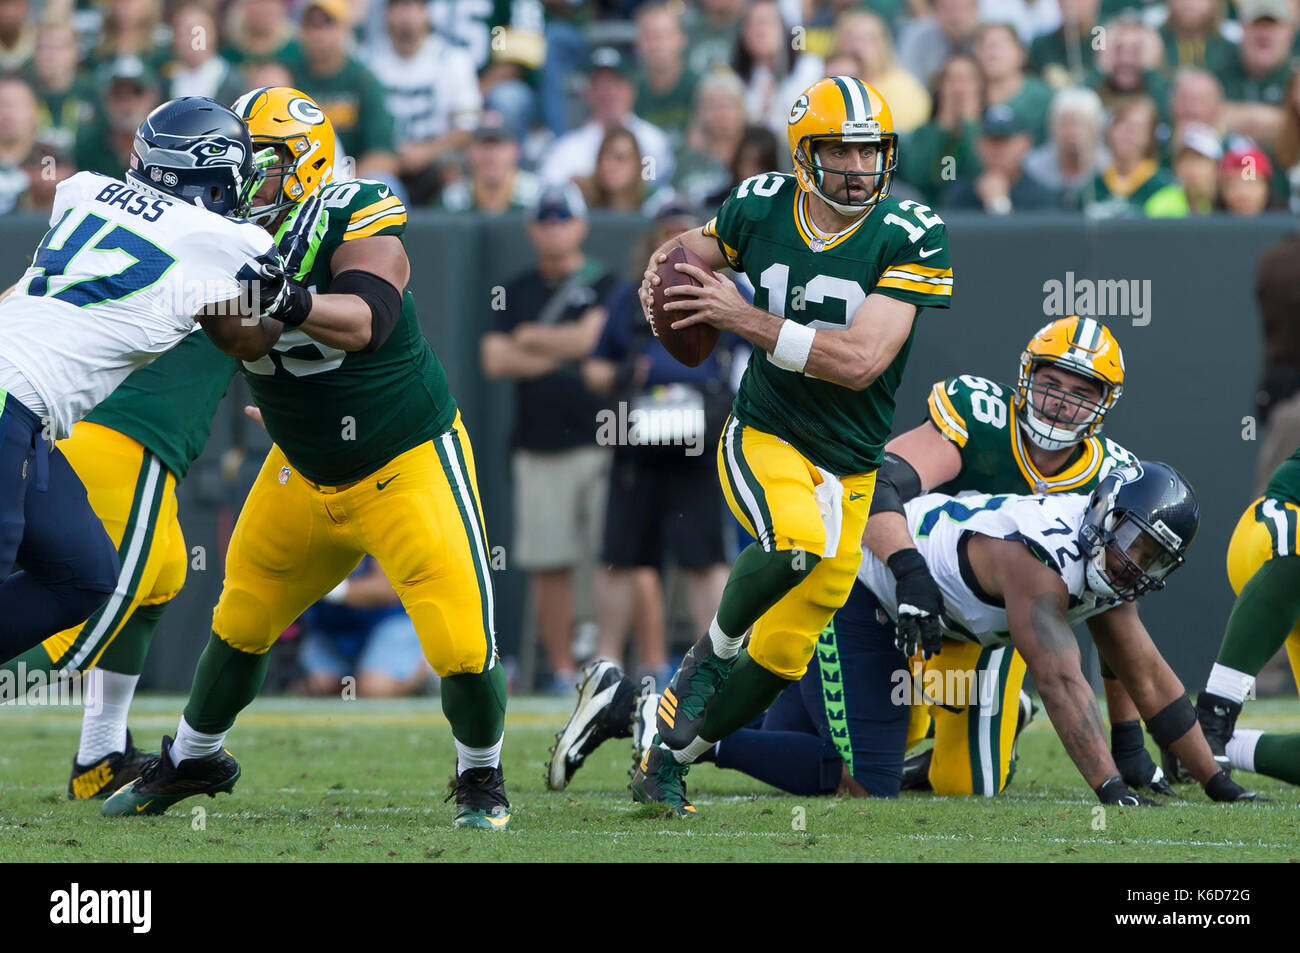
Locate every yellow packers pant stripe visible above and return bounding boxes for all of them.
[746,470,876,679]
[42,422,181,673]
[924,640,1026,796]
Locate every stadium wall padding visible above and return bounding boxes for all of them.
[2,211,1280,692]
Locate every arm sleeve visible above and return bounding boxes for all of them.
[875,217,953,309]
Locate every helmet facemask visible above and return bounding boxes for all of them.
[793,124,898,217]
[247,132,331,231]
[1081,510,1184,601]
[1017,361,1117,452]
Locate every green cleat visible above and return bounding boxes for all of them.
[447,765,513,830]
[656,634,735,750]
[630,744,697,818]
[101,736,240,817]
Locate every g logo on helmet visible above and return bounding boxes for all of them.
[788,94,809,125]
[287,97,325,125]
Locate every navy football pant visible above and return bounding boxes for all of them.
[0,394,118,665]
[714,579,910,797]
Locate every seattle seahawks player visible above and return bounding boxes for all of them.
[0,96,290,664]
[628,76,953,817]
[104,88,511,830]
[716,464,1262,804]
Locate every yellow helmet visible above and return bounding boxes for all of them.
[787,75,897,215]
[1016,317,1125,451]
[230,86,336,229]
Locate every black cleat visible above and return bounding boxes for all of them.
[629,745,696,817]
[656,634,735,750]
[68,730,154,800]
[545,659,636,790]
[447,765,512,830]
[899,748,933,791]
[101,736,240,816]
[1196,691,1242,770]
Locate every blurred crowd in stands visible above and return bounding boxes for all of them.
[0,0,1296,218]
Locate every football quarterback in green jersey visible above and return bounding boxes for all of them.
[629,75,954,815]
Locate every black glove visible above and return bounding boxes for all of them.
[1111,720,1176,795]
[254,254,312,327]
[1159,744,1190,784]
[1205,769,1271,802]
[1095,776,1161,806]
[887,548,943,660]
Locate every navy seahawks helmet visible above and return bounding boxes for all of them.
[1079,461,1199,601]
[128,97,264,218]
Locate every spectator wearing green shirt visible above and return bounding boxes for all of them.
[899,52,984,204]
[975,22,1053,142]
[73,55,160,179]
[1220,0,1295,146]
[681,0,745,76]
[1170,66,1226,132]
[86,0,166,75]
[1087,19,1171,122]
[439,114,541,213]
[219,0,302,68]
[1084,94,1180,216]
[292,0,399,185]
[26,22,94,158]
[1160,0,1237,75]
[1030,0,1101,86]
[633,3,699,152]
[939,104,1060,212]
[0,0,34,74]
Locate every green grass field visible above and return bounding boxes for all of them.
[1,694,1298,862]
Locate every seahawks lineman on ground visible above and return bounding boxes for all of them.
[0,96,290,666]
[853,466,1257,804]
[104,88,511,830]
[628,76,953,816]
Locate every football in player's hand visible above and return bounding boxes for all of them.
[651,245,720,368]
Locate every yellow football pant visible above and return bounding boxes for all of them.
[904,638,1028,796]
[1226,497,1300,690]
[212,412,497,676]
[40,422,186,672]
[717,417,876,679]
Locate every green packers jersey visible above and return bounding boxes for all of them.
[1264,446,1300,509]
[84,330,237,481]
[703,172,953,475]
[241,178,458,486]
[926,374,1137,495]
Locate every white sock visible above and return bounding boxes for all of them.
[671,735,713,764]
[77,670,139,764]
[1225,728,1264,773]
[456,736,503,774]
[170,715,228,766]
[708,617,744,660]
[1205,663,1255,704]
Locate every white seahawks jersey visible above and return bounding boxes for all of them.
[0,171,273,438]
[858,491,1121,646]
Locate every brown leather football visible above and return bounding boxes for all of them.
[650,245,720,368]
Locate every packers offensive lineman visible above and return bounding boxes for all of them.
[0,330,236,800]
[1172,445,1300,788]
[0,97,289,664]
[104,88,511,830]
[629,76,954,816]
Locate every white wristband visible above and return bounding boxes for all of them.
[322,579,351,604]
[771,319,816,373]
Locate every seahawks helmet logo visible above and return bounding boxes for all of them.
[287,97,325,125]
[1110,462,1144,485]
[788,94,809,125]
